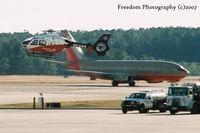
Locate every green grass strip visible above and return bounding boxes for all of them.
[0,100,121,108]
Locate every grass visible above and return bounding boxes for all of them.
[0,100,121,109]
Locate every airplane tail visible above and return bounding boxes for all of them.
[62,31,84,70]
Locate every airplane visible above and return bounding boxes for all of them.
[21,29,111,58]
[21,30,190,86]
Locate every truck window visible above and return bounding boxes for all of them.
[129,93,146,99]
[134,93,146,99]
[129,93,135,98]
[168,87,188,96]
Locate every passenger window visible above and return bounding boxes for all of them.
[39,40,46,46]
[30,40,38,45]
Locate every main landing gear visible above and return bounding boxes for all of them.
[112,81,119,86]
[129,81,135,86]
[112,80,136,87]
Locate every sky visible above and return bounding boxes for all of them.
[0,0,199,33]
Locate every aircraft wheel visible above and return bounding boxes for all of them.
[129,81,135,86]
[112,81,119,86]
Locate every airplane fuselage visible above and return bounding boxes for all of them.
[67,59,189,84]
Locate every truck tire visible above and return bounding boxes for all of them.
[159,105,167,113]
[191,104,198,114]
[170,109,176,115]
[122,108,127,114]
[139,104,146,113]
[159,108,166,113]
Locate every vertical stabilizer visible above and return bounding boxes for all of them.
[62,31,85,62]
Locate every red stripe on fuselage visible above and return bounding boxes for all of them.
[81,74,186,83]
[66,47,80,70]
[134,75,186,82]
[29,45,66,54]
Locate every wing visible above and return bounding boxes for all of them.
[66,69,126,80]
[42,59,133,81]
[42,59,71,65]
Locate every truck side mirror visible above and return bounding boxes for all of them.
[146,97,151,100]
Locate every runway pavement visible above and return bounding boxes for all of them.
[0,76,200,133]
[0,76,172,104]
[0,109,200,133]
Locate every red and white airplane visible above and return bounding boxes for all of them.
[22,30,190,86]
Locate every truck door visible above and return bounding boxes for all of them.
[187,88,193,108]
[145,96,153,108]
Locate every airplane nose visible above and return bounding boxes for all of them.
[183,68,190,76]
[185,69,190,75]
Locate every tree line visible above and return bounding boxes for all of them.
[0,27,200,75]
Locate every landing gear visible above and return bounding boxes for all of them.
[128,76,135,86]
[112,79,136,87]
[112,81,119,86]
[129,81,135,86]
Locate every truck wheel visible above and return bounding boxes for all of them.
[170,109,176,115]
[159,106,167,113]
[122,109,127,114]
[139,105,146,113]
[159,104,167,113]
[159,109,166,113]
[191,104,198,114]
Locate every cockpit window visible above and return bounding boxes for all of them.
[39,40,46,45]
[173,65,186,72]
[30,40,38,45]
[21,37,33,45]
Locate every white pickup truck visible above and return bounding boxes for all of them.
[121,90,167,114]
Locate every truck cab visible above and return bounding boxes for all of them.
[167,85,200,114]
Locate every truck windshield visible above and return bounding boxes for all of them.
[168,87,188,96]
[129,93,146,99]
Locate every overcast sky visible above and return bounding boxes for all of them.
[0,0,199,33]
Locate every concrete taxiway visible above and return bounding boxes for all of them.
[0,76,174,104]
[0,76,199,133]
[0,109,200,133]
